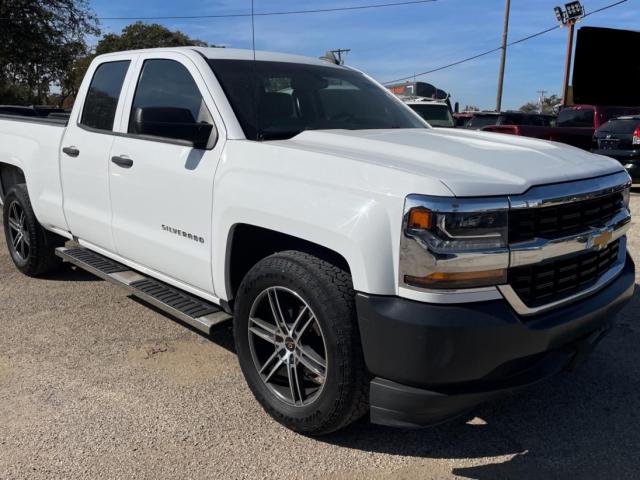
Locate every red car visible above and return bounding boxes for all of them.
[483,105,640,150]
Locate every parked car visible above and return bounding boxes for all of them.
[0,105,69,119]
[0,105,38,117]
[0,47,634,435]
[592,115,640,182]
[32,106,67,117]
[485,105,640,150]
[386,81,448,101]
[465,111,554,130]
[453,112,474,127]
[464,111,500,129]
[404,99,454,127]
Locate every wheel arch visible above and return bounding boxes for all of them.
[224,223,354,304]
[0,162,26,204]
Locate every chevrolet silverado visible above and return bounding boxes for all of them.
[0,47,635,434]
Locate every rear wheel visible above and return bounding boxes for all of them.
[3,184,64,276]
[233,251,369,435]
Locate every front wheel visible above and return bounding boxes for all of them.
[2,184,64,276]
[233,251,369,435]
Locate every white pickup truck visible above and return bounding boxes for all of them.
[0,47,635,435]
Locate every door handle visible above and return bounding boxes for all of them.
[111,155,134,168]
[62,146,80,157]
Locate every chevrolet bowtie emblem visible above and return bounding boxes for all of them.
[590,230,612,250]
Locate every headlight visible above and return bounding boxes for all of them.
[622,186,631,210]
[400,195,510,290]
[406,207,508,251]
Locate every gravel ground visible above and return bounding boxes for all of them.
[1,190,639,480]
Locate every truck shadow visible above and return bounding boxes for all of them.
[132,285,640,478]
[129,296,237,354]
[318,284,640,479]
[40,263,102,282]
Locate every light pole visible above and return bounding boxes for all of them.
[495,0,511,112]
[554,1,585,106]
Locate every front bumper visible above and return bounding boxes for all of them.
[356,255,635,428]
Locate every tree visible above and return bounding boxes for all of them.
[519,94,561,114]
[95,22,208,56]
[0,0,99,105]
[54,23,210,106]
[58,53,94,107]
[65,23,210,108]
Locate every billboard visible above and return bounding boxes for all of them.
[573,26,640,106]
[386,82,448,100]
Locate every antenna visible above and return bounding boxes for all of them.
[251,0,260,140]
[251,0,256,59]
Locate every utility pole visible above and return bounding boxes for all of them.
[537,90,547,113]
[330,48,351,65]
[495,0,511,112]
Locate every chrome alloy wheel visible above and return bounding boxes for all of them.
[248,286,328,407]
[7,201,29,262]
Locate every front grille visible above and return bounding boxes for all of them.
[508,192,624,243]
[508,240,620,308]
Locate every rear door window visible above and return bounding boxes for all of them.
[80,61,130,131]
[557,108,594,127]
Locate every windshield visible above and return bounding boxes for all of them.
[467,115,499,128]
[208,59,426,140]
[407,104,454,127]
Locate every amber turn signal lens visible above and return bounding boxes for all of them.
[407,208,433,230]
[404,269,507,289]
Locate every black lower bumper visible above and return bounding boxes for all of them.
[357,255,636,428]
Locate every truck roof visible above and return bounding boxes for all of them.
[402,98,449,106]
[97,46,344,68]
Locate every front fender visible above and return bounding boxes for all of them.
[211,140,454,301]
[213,186,398,300]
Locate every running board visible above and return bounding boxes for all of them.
[55,247,231,334]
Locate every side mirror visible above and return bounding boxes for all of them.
[131,107,214,149]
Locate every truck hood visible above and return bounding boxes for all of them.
[283,128,623,196]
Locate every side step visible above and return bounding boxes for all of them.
[55,247,231,334]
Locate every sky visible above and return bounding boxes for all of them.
[88,0,640,110]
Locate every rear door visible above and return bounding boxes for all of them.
[60,56,135,251]
[108,52,226,294]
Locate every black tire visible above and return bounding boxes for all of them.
[2,184,64,276]
[233,251,369,435]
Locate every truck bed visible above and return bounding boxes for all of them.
[0,113,68,127]
[0,114,68,228]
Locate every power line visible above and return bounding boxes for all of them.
[92,0,439,21]
[583,0,629,17]
[383,0,628,84]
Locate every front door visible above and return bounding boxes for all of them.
[108,53,225,293]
